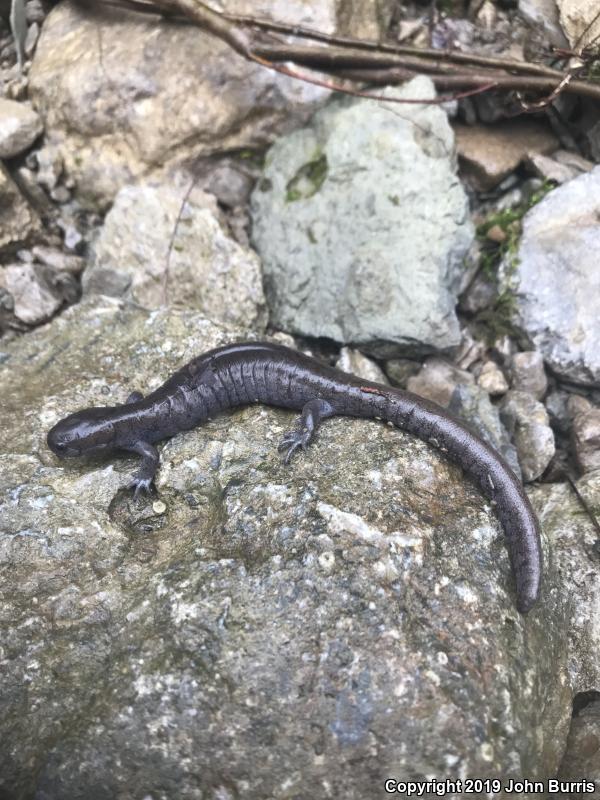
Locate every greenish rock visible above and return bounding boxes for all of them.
[0,298,572,798]
[251,77,474,357]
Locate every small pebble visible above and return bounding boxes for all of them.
[152,500,166,514]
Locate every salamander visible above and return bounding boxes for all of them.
[47,341,542,613]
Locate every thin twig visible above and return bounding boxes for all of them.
[334,65,600,101]
[164,178,197,306]
[250,52,499,105]
[220,8,564,79]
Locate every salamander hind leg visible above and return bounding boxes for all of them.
[126,441,159,499]
[278,399,335,465]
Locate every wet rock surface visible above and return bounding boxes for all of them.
[251,77,473,357]
[0,298,569,799]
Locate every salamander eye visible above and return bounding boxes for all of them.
[54,441,67,452]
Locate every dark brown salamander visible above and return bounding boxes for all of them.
[47,341,542,612]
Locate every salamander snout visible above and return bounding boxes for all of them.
[47,408,116,458]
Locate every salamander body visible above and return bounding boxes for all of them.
[47,341,542,612]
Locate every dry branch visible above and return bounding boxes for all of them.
[84,0,600,105]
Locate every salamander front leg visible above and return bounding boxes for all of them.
[126,440,159,499]
[278,399,335,465]
[126,391,144,405]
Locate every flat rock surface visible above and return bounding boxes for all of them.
[506,167,600,386]
[0,298,570,799]
[455,120,558,191]
[251,77,474,357]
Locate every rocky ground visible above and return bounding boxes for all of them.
[1,0,600,797]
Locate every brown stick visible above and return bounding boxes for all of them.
[80,0,600,104]
[221,9,565,80]
[336,66,600,102]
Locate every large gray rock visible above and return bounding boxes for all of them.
[505,167,600,386]
[0,297,569,798]
[518,0,568,45]
[556,0,600,47]
[251,77,474,357]
[28,0,392,210]
[83,176,267,327]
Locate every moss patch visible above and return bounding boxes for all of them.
[474,182,553,342]
[285,153,328,203]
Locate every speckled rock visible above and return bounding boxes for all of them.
[571,405,600,474]
[0,163,40,254]
[529,472,600,691]
[510,351,548,400]
[83,176,266,326]
[504,168,600,386]
[0,297,569,799]
[2,261,62,324]
[0,98,43,158]
[28,0,392,210]
[530,474,600,794]
[251,77,473,357]
[500,391,555,482]
[477,360,508,396]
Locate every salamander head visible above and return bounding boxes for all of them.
[47,407,118,457]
